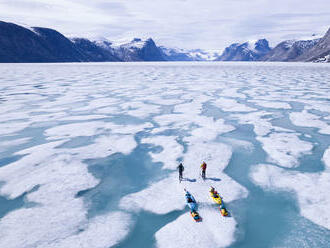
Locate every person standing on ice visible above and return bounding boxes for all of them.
[177,163,184,182]
[200,161,207,180]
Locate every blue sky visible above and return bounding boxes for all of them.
[0,0,329,50]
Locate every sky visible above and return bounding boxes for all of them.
[0,0,330,50]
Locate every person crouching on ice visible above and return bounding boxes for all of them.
[210,186,218,197]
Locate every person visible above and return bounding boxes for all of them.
[177,163,184,182]
[200,161,207,180]
[220,205,228,216]
[184,189,192,202]
[210,186,218,198]
[191,211,198,217]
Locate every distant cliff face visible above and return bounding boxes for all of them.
[113,38,166,61]
[0,21,119,62]
[216,39,271,61]
[0,21,83,62]
[261,39,320,61]
[72,38,120,62]
[294,28,330,62]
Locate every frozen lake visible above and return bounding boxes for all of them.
[0,62,329,248]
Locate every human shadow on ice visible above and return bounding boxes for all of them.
[205,177,221,182]
[181,178,196,182]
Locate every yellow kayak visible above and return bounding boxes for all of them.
[210,191,222,205]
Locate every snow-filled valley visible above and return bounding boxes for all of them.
[0,62,329,248]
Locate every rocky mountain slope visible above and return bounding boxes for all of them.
[294,28,330,62]
[260,39,320,61]
[0,21,166,62]
[0,20,329,62]
[112,38,165,61]
[0,21,87,62]
[215,39,271,61]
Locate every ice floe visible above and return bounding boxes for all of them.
[257,132,313,168]
[0,137,31,152]
[0,139,134,248]
[249,100,291,109]
[45,212,132,248]
[120,142,248,247]
[44,121,153,140]
[67,134,137,159]
[231,111,279,136]
[120,101,161,118]
[221,88,247,99]
[250,147,330,230]
[290,109,330,135]
[213,98,256,112]
[141,136,183,170]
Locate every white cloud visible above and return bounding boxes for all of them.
[0,0,329,50]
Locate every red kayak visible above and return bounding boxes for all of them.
[190,211,202,222]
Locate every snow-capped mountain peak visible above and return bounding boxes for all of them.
[216,39,271,61]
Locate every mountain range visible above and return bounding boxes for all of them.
[0,20,329,63]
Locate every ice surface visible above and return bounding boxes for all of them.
[120,101,161,118]
[0,62,329,247]
[231,111,278,136]
[141,136,183,169]
[257,132,313,168]
[45,121,153,140]
[154,114,234,139]
[67,134,137,159]
[290,109,330,135]
[213,98,256,112]
[155,207,237,248]
[0,121,31,136]
[0,137,134,248]
[119,173,185,214]
[251,147,330,230]
[231,109,313,168]
[44,121,107,140]
[221,88,247,99]
[249,100,291,109]
[0,150,98,248]
[0,137,31,152]
[45,212,132,248]
[59,115,108,121]
[120,142,248,247]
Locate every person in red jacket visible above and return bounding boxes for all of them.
[200,161,207,180]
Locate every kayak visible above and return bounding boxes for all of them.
[210,191,222,205]
[190,211,202,222]
[185,191,198,212]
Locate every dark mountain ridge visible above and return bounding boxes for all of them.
[0,20,329,62]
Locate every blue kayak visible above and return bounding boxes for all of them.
[185,191,198,212]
